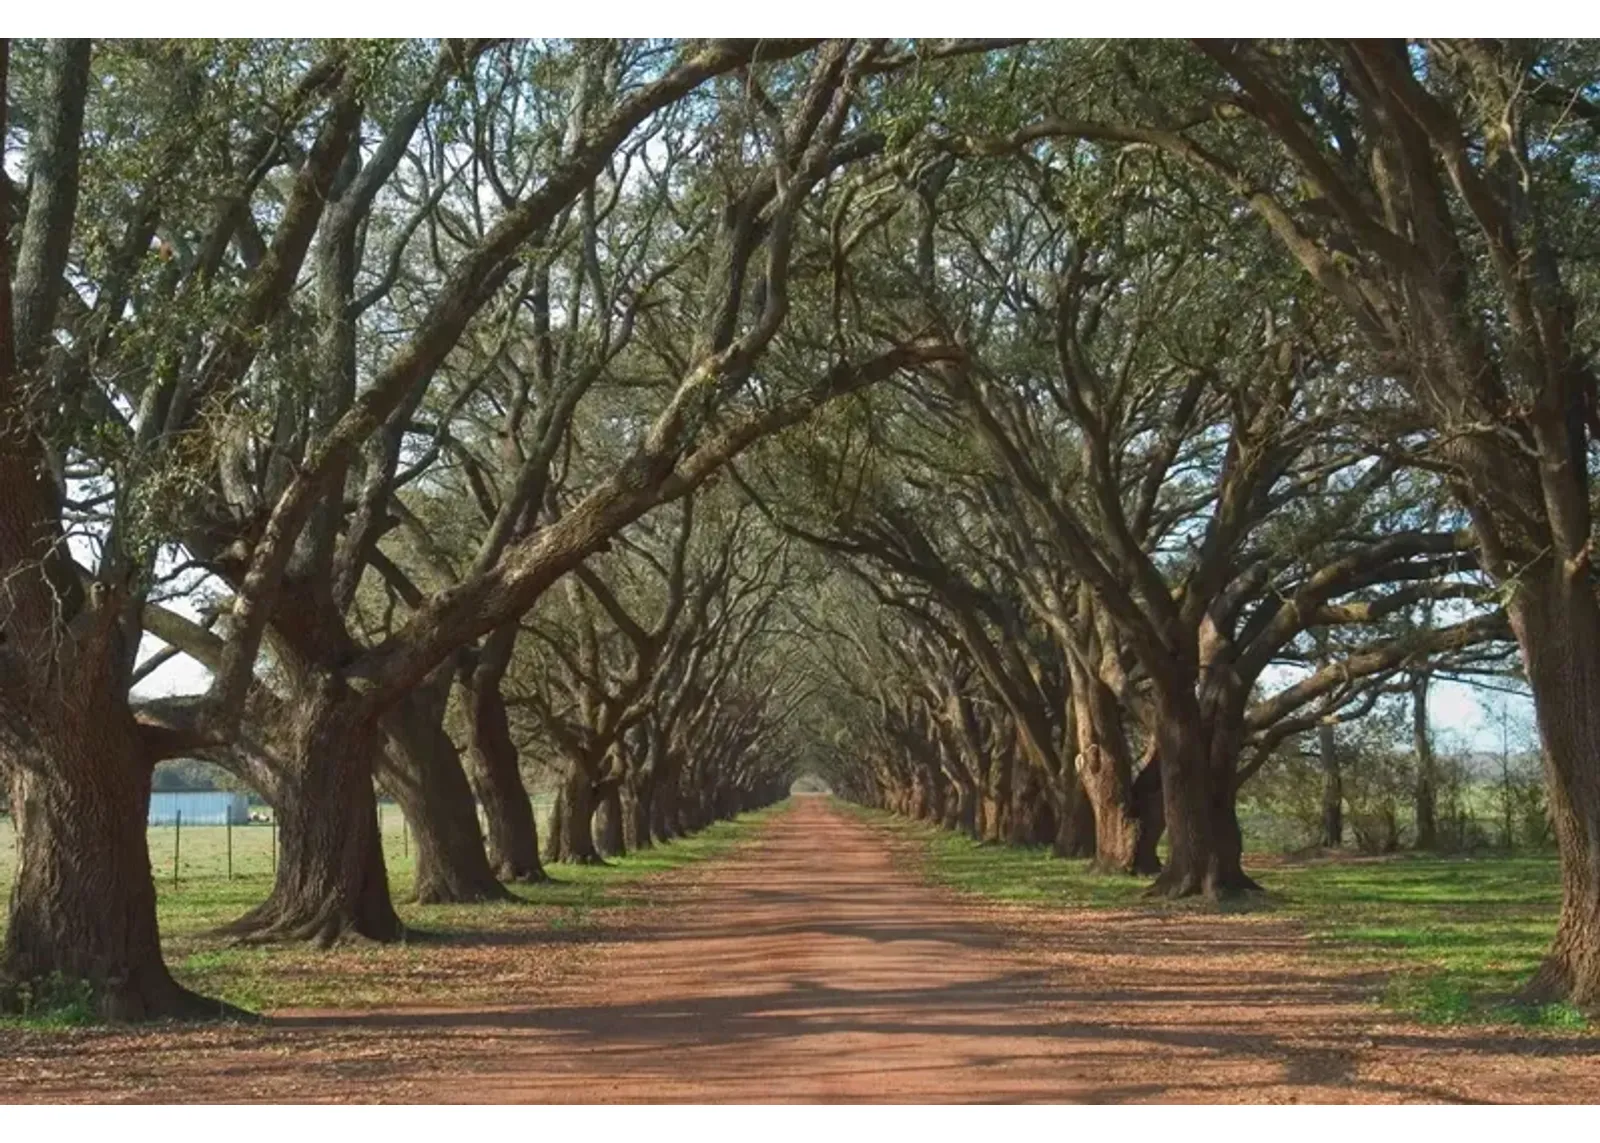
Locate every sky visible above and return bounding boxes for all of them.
[1427,677,1536,754]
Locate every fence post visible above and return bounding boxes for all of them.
[173,810,182,886]
[227,813,233,880]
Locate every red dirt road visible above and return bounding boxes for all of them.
[3,796,1597,1102]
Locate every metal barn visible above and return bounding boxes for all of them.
[147,790,250,826]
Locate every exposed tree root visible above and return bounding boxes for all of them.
[554,853,610,867]
[217,896,406,948]
[1145,864,1264,902]
[411,879,515,906]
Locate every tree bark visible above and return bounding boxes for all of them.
[650,759,681,843]
[1510,576,1600,1005]
[1145,689,1214,897]
[594,778,625,859]
[1050,771,1096,858]
[545,762,603,864]
[1009,763,1049,845]
[1130,750,1164,874]
[983,740,1015,843]
[221,685,403,945]
[3,726,221,1020]
[950,771,978,836]
[1144,681,1258,898]
[1146,666,1260,898]
[939,770,968,832]
[379,687,509,905]
[1070,662,1145,871]
[1319,722,1344,849]
[460,628,547,882]
[1412,673,1438,851]
[907,764,932,821]
[621,773,654,852]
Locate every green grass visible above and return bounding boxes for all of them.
[1,799,785,1025]
[841,801,1587,1031]
[1260,853,1584,1029]
[0,798,556,889]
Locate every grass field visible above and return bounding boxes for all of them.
[0,797,555,888]
[844,805,1585,1032]
[0,797,782,1024]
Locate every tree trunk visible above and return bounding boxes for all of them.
[1077,745,1146,871]
[923,762,946,825]
[985,745,1014,843]
[545,762,602,864]
[971,752,992,840]
[1130,750,1164,875]
[1051,772,1096,859]
[1412,672,1438,851]
[1147,695,1209,897]
[0,36,224,1023]
[1146,685,1257,899]
[674,797,698,837]
[1509,576,1600,1006]
[3,729,220,1020]
[379,683,509,904]
[907,766,931,821]
[1209,787,1253,892]
[1144,668,1261,898]
[460,631,547,882]
[222,685,403,945]
[1068,662,1141,870]
[650,765,680,843]
[1319,722,1343,849]
[595,779,625,859]
[952,773,978,837]
[939,783,960,830]
[621,774,654,852]
[1008,764,1046,846]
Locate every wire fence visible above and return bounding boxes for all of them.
[0,795,557,890]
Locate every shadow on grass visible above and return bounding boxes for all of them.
[841,801,1587,1032]
[3,801,793,1023]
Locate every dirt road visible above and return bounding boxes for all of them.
[3,795,1596,1102]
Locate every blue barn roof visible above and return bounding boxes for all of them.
[147,791,250,826]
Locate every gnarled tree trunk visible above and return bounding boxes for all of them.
[545,761,602,864]
[650,762,681,843]
[1205,673,1259,895]
[1148,668,1259,898]
[222,682,402,945]
[1131,750,1164,874]
[1146,688,1219,899]
[1412,673,1438,851]
[1511,576,1600,1005]
[379,680,508,904]
[1051,772,1096,859]
[594,778,625,859]
[1071,662,1144,871]
[4,717,218,1020]
[982,740,1014,843]
[460,628,547,882]
[621,772,654,852]
[1319,723,1343,849]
